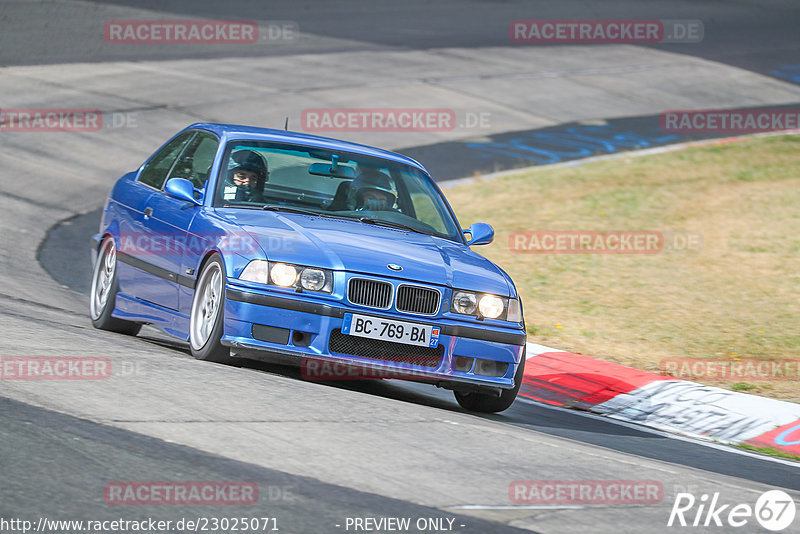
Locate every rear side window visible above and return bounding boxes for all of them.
[167,132,219,189]
[138,131,194,189]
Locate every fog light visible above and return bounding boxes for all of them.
[454,356,474,372]
[475,359,509,377]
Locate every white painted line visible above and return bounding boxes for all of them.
[525,342,560,356]
[451,504,584,510]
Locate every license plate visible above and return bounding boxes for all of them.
[341,313,440,348]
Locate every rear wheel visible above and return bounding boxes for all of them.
[89,237,141,335]
[454,348,526,413]
[189,254,233,363]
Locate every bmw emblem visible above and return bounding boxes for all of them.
[387,263,403,271]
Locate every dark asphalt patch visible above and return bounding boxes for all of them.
[38,209,101,295]
[399,106,800,181]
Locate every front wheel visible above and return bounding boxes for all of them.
[189,254,233,364]
[454,348,526,413]
[89,237,141,336]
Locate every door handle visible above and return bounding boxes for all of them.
[143,207,153,219]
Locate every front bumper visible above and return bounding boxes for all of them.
[222,285,526,389]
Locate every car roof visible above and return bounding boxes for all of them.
[187,122,428,173]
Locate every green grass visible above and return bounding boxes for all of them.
[737,444,800,462]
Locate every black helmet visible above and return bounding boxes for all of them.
[351,170,395,209]
[229,150,268,179]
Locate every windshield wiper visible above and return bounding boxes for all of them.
[358,217,429,235]
[262,204,322,216]
[222,203,263,210]
[262,204,357,222]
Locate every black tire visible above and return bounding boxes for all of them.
[189,254,233,363]
[454,347,526,413]
[89,237,142,336]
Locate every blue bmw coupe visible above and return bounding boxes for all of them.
[90,123,527,412]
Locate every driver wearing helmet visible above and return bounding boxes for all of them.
[223,150,268,203]
[350,169,397,212]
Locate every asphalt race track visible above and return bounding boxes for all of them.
[2,1,800,533]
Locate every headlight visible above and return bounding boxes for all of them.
[451,291,522,322]
[452,291,478,315]
[271,263,298,287]
[300,268,326,291]
[478,295,504,319]
[239,260,333,293]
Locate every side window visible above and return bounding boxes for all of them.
[138,131,195,189]
[168,132,220,189]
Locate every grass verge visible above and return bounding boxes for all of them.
[736,443,800,462]
[447,134,800,401]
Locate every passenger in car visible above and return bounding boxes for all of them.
[350,170,397,212]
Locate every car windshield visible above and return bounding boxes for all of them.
[213,140,463,242]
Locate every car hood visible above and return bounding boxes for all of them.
[221,210,511,295]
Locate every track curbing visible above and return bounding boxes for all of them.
[522,343,800,458]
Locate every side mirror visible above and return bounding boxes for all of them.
[165,178,202,206]
[464,223,494,246]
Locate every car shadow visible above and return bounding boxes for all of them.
[134,329,654,435]
[136,330,471,413]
